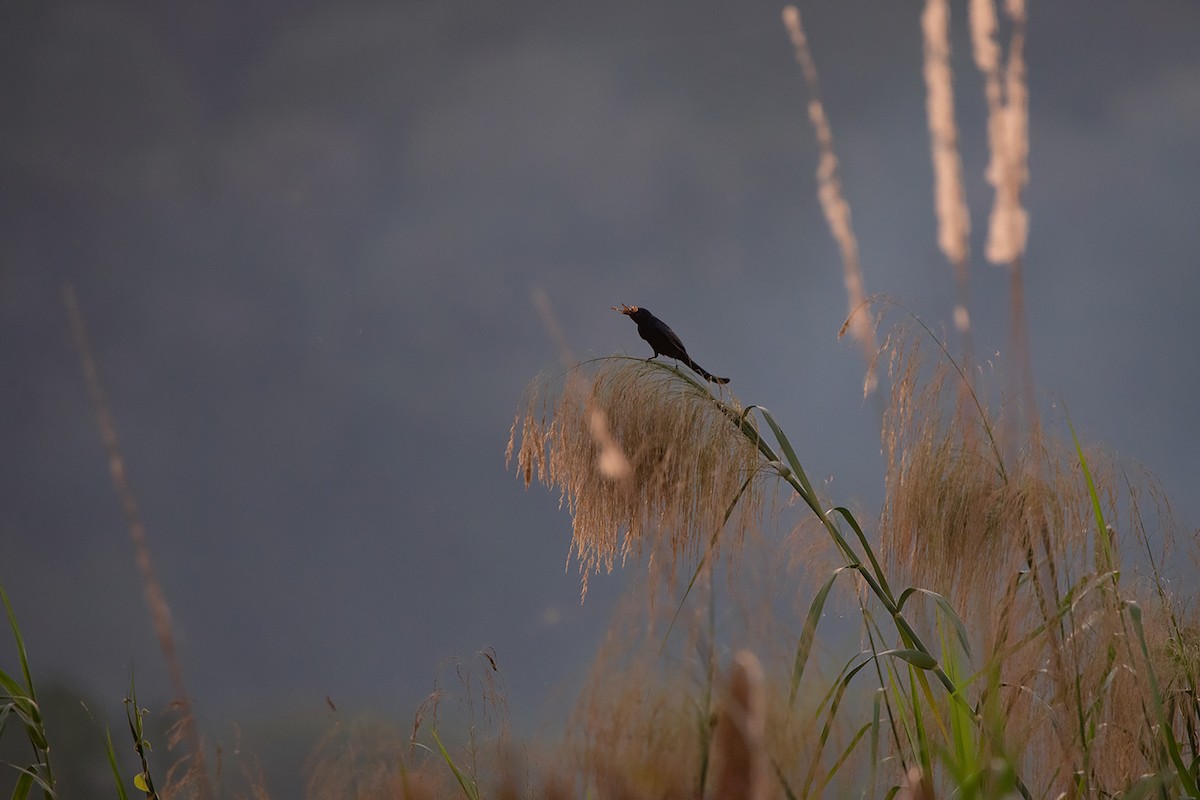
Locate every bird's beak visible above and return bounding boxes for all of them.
[611,304,635,315]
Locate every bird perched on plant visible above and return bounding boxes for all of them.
[613,304,730,385]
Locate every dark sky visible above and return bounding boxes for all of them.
[2,0,1198,791]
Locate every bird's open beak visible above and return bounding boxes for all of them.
[611,304,636,315]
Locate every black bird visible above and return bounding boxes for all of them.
[613,304,730,384]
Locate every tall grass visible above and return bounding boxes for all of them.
[0,586,56,799]
[64,284,214,800]
[508,341,1196,797]
[3,4,1194,799]
[782,6,878,396]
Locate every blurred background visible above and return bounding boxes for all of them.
[2,0,1197,794]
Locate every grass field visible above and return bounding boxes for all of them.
[5,3,1197,798]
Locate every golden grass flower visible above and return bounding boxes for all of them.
[508,358,766,600]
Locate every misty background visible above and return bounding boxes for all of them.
[2,0,1198,793]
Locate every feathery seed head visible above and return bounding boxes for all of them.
[508,358,766,600]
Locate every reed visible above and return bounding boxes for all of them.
[3,4,1191,799]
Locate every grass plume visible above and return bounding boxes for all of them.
[921,0,975,381]
[508,358,767,600]
[970,0,1036,441]
[3,6,1193,799]
[782,6,879,397]
[64,284,213,800]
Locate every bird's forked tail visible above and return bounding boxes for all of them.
[686,357,730,385]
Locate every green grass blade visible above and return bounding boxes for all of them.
[790,566,854,708]
[660,471,758,657]
[817,720,872,795]
[898,587,972,661]
[1,586,54,799]
[1065,408,1116,575]
[754,406,818,503]
[771,756,800,800]
[9,768,34,800]
[801,656,873,797]
[1,588,37,712]
[830,506,895,602]
[103,728,131,800]
[869,689,882,797]
[430,730,480,800]
[748,406,860,563]
[879,649,938,670]
[910,669,935,800]
[1127,601,1200,797]
[940,621,976,790]
[0,588,48,753]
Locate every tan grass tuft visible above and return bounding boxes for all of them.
[305,717,449,800]
[570,589,814,800]
[881,332,1014,602]
[880,329,1200,794]
[571,654,704,799]
[509,359,766,600]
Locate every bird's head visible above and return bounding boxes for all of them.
[612,304,640,316]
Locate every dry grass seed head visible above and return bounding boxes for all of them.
[707,650,768,800]
[880,333,1200,793]
[880,334,1030,604]
[510,360,766,600]
[921,0,970,269]
[306,717,452,800]
[569,619,706,800]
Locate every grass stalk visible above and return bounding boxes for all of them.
[63,284,212,800]
[0,586,55,800]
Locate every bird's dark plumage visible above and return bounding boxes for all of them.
[613,304,730,384]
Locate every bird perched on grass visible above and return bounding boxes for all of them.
[613,304,730,384]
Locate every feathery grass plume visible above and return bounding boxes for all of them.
[412,648,510,754]
[878,330,1100,732]
[877,329,1058,783]
[781,7,879,397]
[306,716,450,800]
[920,0,974,349]
[706,651,767,800]
[588,406,633,482]
[530,286,575,369]
[922,0,970,268]
[570,634,708,799]
[877,329,1065,613]
[878,328,1200,795]
[508,359,766,600]
[970,0,1035,441]
[568,578,819,800]
[65,283,213,800]
[972,0,1029,265]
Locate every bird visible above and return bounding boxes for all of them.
[613,304,730,384]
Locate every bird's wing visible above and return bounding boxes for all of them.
[652,317,688,356]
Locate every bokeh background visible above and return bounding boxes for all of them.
[2,0,1198,794]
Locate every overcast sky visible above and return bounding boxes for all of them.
[2,0,1198,793]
